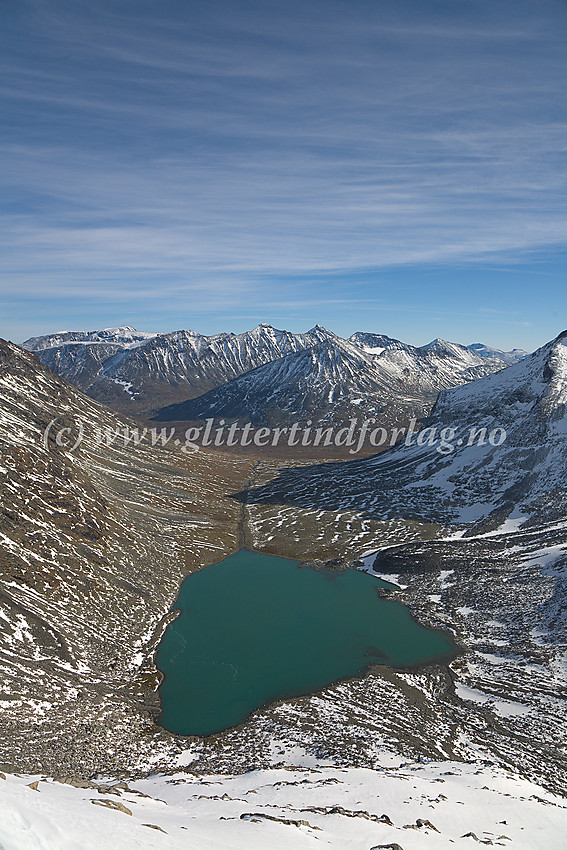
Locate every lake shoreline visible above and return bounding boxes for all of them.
[154,548,461,739]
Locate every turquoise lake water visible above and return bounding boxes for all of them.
[156,549,456,737]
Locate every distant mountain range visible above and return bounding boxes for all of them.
[22,324,527,428]
[154,332,508,428]
[468,341,529,366]
[244,330,567,528]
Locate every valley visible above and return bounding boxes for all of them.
[3,1,564,842]
[0,330,566,848]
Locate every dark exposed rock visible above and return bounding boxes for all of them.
[91,799,132,816]
[240,812,320,829]
[370,843,405,850]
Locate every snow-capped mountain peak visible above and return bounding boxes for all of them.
[468,341,528,365]
[22,323,518,422]
[420,337,473,356]
[348,331,409,355]
[23,326,159,352]
[247,331,567,527]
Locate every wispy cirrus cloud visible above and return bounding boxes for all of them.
[0,0,566,347]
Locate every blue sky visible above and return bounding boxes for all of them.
[1,0,565,350]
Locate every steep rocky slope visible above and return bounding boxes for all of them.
[22,324,334,417]
[0,339,252,775]
[24,324,508,425]
[243,331,567,525]
[154,334,503,428]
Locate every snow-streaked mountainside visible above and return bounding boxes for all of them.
[420,337,493,364]
[237,331,567,793]
[2,758,566,850]
[0,337,252,776]
[348,330,413,354]
[22,324,334,417]
[349,330,522,367]
[23,324,513,422]
[2,334,567,845]
[23,326,159,351]
[245,331,567,526]
[468,341,528,365]
[155,333,504,428]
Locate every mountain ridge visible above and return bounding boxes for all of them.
[242,331,567,526]
[23,324,518,426]
[0,336,252,775]
[154,332,505,429]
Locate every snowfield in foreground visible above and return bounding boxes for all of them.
[1,757,566,850]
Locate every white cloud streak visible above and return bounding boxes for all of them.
[0,0,565,312]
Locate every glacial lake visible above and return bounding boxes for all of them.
[156,549,456,737]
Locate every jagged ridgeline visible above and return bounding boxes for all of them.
[243,330,567,528]
[23,324,523,427]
